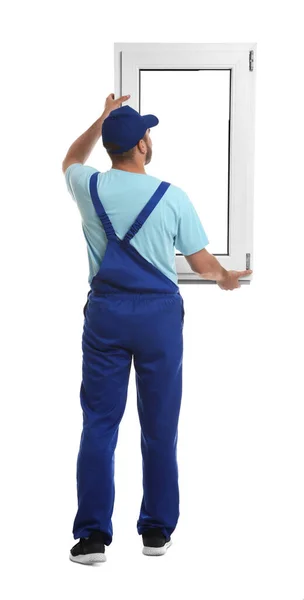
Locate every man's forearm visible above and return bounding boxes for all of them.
[199,254,228,282]
[63,110,109,165]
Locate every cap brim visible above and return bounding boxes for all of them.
[142,114,159,128]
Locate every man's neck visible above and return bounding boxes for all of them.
[111,164,146,174]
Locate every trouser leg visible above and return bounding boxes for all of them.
[72,303,132,545]
[134,297,183,539]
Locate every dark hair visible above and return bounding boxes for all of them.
[105,143,137,162]
[104,131,148,162]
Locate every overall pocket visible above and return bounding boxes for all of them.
[181,298,185,322]
[83,299,89,318]
[83,290,92,318]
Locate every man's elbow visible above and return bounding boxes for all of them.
[62,158,69,174]
[184,247,211,276]
[62,157,82,174]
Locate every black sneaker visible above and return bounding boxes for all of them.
[142,527,172,556]
[69,530,107,565]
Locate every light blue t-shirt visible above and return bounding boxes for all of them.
[64,164,209,286]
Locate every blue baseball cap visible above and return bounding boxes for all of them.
[102,105,159,154]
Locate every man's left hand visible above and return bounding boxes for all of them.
[103,93,130,117]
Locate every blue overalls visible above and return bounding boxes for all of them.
[72,171,185,545]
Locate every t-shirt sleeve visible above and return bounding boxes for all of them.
[64,163,90,202]
[174,190,210,255]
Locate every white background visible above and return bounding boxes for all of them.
[1,2,304,599]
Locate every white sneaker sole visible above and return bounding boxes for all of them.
[142,540,172,556]
[69,552,107,565]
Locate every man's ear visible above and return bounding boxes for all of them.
[138,139,146,154]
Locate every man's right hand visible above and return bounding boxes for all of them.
[184,248,253,289]
[217,269,253,290]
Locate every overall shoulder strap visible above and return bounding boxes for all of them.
[89,172,118,240]
[122,181,171,245]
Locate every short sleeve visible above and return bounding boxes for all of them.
[64,163,86,201]
[175,191,210,255]
[64,162,100,209]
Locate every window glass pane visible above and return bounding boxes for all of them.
[140,69,230,254]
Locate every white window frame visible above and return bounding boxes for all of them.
[114,42,257,285]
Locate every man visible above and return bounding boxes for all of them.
[62,93,252,565]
